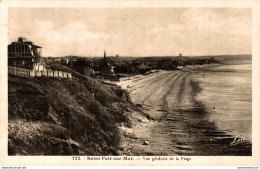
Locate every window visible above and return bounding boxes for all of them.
[26,53,31,57]
[25,46,29,52]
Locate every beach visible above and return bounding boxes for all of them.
[117,64,252,155]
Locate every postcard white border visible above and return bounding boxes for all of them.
[0,0,260,166]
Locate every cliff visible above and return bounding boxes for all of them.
[8,68,138,155]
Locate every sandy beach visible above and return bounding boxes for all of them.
[116,65,252,156]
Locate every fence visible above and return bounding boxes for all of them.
[8,66,72,79]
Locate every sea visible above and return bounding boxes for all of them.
[194,62,252,142]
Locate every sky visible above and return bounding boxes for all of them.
[8,8,252,57]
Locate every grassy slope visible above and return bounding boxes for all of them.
[8,67,137,155]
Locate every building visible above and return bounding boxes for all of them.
[72,59,95,76]
[8,37,42,70]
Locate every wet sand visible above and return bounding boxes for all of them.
[117,65,252,156]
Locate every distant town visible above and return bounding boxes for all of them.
[8,37,218,80]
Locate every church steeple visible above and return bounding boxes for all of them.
[104,50,106,63]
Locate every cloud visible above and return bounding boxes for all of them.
[33,21,110,56]
[8,8,251,56]
[147,8,252,56]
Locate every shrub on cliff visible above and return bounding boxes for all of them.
[8,70,132,155]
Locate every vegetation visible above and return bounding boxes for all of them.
[8,67,138,155]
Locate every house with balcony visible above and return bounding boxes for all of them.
[8,37,42,70]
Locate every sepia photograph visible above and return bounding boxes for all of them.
[1,0,260,166]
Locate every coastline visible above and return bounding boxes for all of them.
[116,64,252,156]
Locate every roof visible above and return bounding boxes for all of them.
[9,42,42,48]
[33,45,42,48]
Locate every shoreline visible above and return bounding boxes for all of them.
[192,63,252,143]
[116,64,252,156]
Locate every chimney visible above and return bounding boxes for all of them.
[18,37,23,42]
[18,37,27,43]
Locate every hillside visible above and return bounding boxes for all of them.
[8,68,144,155]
